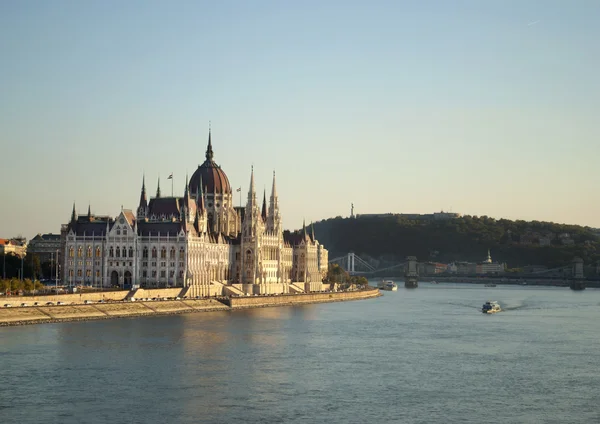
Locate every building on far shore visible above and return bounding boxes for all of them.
[62,131,328,296]
[0,238,27,258]
[475,249,505,275]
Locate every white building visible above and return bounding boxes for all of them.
[62,131,328,296]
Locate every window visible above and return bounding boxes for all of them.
[129,247,133,258]
[143,247,148,258]
[129,262,132,267]
[69,269,74,277]
[109,261,112,266]
[170,262,175,268]
[152,270,157,278]
[169,270,174,278]
[179,248,185,259]
[116,247,120,258]
[78,261,83,267]
[95,247,101,257]
[109,247,114,258]
[87,246,92,257]
[77,247,83,258]
[170,247,175,259]
[77,269,82,277]
[179,262,184,268]
[69,247,74,257]
[86,270,91,277]
[152,247,157,258]
[117,229,121,235]
[160,270,166,278]
[142,270,147,278]
[160,262,166,268]
[123,229,127,235]
[179,270,184,277]
[96,270,100,278]
[86,261,91,267]
[143,262,148,267]
[151,262,156,267]
[160,247,166,259]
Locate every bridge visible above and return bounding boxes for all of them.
[328,253,419,288]
[329,253,589,290]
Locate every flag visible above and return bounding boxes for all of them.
[236,187,241,192]
[167,173,173,179]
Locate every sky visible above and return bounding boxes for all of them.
[1,0,599,240]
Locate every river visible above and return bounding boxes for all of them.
[1,282,599,423]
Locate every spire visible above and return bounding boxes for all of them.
[205,125,214,161]
[156,177,161,198]
[302,219,307,239]
[87,204,91,218]
[247,165,256,201]
[261,189,267,221]
[71,202,77,223]
[271,170,277,199]
[311,221,315,241]
[138,175,148,218]
[197,175,205,212]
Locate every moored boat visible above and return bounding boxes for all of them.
[381,281,398,291]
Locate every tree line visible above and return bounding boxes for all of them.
[313,215,600,269]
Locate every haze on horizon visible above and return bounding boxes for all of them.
[1,0,599,240]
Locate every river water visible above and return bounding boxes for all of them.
[1,283,599,424]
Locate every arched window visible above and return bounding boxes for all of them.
[87,246,92,257]
[123,247,127,258]
[143,247,148,258]
[170,247,175,260]
[152,247,157,258]
[95,247,101,257]
[77,247,83,258]
[179,247,185,259]
[246,249,252,263]
[116,247,120,258]
[69,247,74,258]
[161,247,166,259]
[109,247,114,257]
[129,247,133,258]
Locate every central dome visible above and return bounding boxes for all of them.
[189,131,231,195]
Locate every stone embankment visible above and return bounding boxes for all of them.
[0,288,380,327]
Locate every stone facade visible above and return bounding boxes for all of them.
[62,131,328,296]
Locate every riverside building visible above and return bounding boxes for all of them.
[62,132,328,296]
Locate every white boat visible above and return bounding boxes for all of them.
[482,301,501,314]
[380,281,398,291]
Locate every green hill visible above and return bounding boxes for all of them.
[312,215,600,269]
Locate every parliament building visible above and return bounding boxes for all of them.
[62,132,328,296]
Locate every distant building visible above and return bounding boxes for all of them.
[356,211,461,221]
[476,249,505,274]
[27,233,62,264]
[0,238,27,258]
[423,262,448,275]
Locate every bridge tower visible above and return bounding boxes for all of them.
[347,252,356,275]
[404,256,419,288]
[570,257,585,290]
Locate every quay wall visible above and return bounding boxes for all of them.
[0,289,381,327]
[226,288,381,309]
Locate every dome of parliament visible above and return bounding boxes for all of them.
[189,131,231,195]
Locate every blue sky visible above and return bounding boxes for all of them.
[1,0,599,239]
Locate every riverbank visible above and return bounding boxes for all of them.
[0,288,381,327]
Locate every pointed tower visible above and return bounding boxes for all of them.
[156,177,161,198]
[137,175,148,219]
[195,175,207,233]
[206,126,214,161]
[87,204,91,219]
[267,171,281,233]
[261,189,267,222]
[71,203,77,223]
[311,221,316,242]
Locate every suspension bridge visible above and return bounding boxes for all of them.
[328,253,589,290]
[328,252,406,276]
